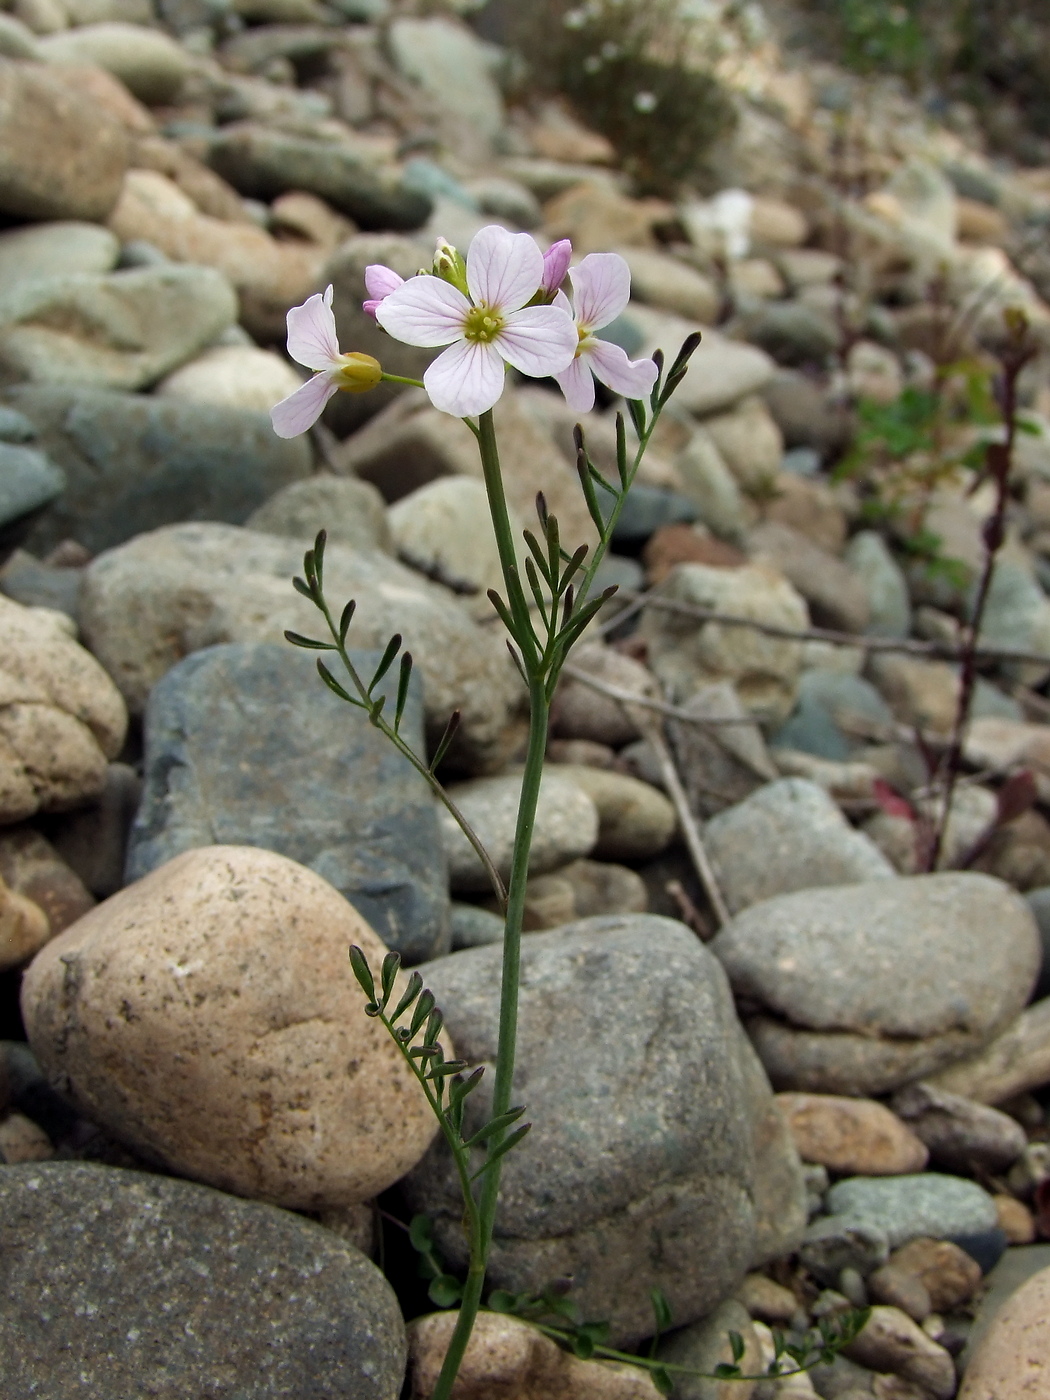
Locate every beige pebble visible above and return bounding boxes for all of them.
[775,1093,929,1176]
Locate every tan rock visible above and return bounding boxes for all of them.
[129,133,251,222]
[867,655,961,736]
[543,181,669,255]
[735,1271,798,1324]
[552,641,658,748]
[956,198,1010,247]
[702,395,784,493]
[868,1263,933,1322]
[614,245,720,323]
[775,1093,929,1176]
[0,597,127,825]
[994,1193,1036,1245]
[844,1306,956,1400]
[21,846,447,1210]
[58,63,155,134]
[886,1238,981,1312]
[409,1310,663,1400]
[0,1110,53,1163]
[0,874,50,973]
[554,765,676,862]
[0,826,93,944]
[760,471,848,554]
[750,197,808,248]
[958,1264,1050,1398]
[107,168,324,340]
[154,345,304,415]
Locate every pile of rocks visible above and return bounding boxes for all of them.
[7,0,1050,1396]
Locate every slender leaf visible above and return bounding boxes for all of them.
[338,598,356,645]
[348,946,376,1002]
[312,529,327,589]
[559,544,589,593]
[544,510,561,583]
[470,1123,531,1179]
[367,694,386,726]
[575,446,607,535]
[394,652,413,734]
[389,971,423,1025]
[409,989,436,1038]
[650,1287,673,1334]
[588,462,618,496]
[368,633,402,695]
[292,575,315,600]
[714,1363,742,1379]
[316,659,356,704]
[729,1330,745,1363]
[425,1059,469,1080]
[487,588,516,635]
[380,951,401,1010]
[523,529,555,587]
[627,398,646,439]
[651,1366,673,1397]
[428,1274,463,1308]
[428,710,461,773]
[524,557,551,628]
[506,640,529,686]
[665,331,702,386]
[535,490,549,531]
[615,412,629,488]
[462,1104,527,1149]
[423,1007,444,1046]
[283,631,334,650]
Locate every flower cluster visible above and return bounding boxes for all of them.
[270,224,658,435]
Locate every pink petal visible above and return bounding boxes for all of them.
[375,276,469,347]
[286,285,340,371]
[466,225,544,314]
[570,253,632,331]
[495,304,578,377]
[364,264,405,300]
[585,338,659,401]
[541,239,573,295]
[424,339,507,417]
[362,299,382,320]
[270,372,340,437]
[555,356,596,413]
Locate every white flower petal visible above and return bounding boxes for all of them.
[555,356,596,413]
[286,287,341,371]
[376,276,470,347]
[570,253,632,332]
[496,305,578,377]
[424,339,507,417]
[466,225,544,314]
[586,338,659,400]
[270,372,339,437]
[553,288,574,317]
[364,264,405,300]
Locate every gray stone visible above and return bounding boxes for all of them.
[0,1161,406,1399]
[1025,885,1050,998]
[628,306,775,416]
[668,680,778,818]
[37,22,196,104]
[825,1174,998,1250]
[0,406,36,443]
[438,772,598,894]
[706,778,895,915]
[5,387,311,556]
[205,124,431,230]
[246,475,392,554]
[0,265,238,392]
[0,221,119,299]
[676,430,752,543]
[772,670,895,761]
[402,916,762,1347]
[79,522,522,770]
[611,483,700,544]
[126,643,449,963]
[0,549,82,620]
[47,761,141,899]
[388,18,504,150]
[0,63,130,223]
[448,900,504,950]
[890,1081,1027,1174]
[844,531,912,640]
[735,298,839,366]
[0,443,64,531]
[656,1299,763,1400]
[0,12,40,58]
[973,559,1050,686]
[800,1215,890,1286]
[712,873,1041,1095]
[748,521,871,633]
[388,475,512,602]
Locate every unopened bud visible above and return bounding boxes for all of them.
[432,237,469,295]
[333,352,383,393]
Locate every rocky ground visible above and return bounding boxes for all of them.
[5,0,1050,1396]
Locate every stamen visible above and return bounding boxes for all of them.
[463,305,506,344]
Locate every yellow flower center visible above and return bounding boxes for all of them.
[463,305,505,344]
[575,325,595,360]
[333,352,383,393]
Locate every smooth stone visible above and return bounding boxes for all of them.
[826,1175,998,1250]
[667,680,778,819]
[628,305,775,416]
[0,406,37,442]
[890,1081,1028,1173]
[388,17,504,146]
[1027,886,1050,997]
[46,760,141,899]
[0,1161,406,1398]
[0,595,127,825]
[552,765,676,862]
[205,124,431,230]
[843,1306,955,1400]
[37,22,196,104]
[776,1094,929,1177]
[0,220,119,298]
[402,916,774,1347]
[735,298,839,366]
[22,846,446,1208]
[772,671,894,761]
[656,1298,763,1400]
[706,778,895,915]
[960,1263,1050,1399]
[127,643,449,962]
[515,859,648,931]
[246,475,392,555]
[79,522,521,770]
[611,483,700,543]
[951,1229,1009,1275]
[761,370,851,456]
[884,1237,982,1312]
[0,825,94,945]
[675,430,753,543]
[640,562,809,725]
[712,873,1041,1095]
[0,872,50,972]
[6,387,311,556]
[448,901,505,950]
[0,11,40,57]
[154,344,304,415]
[0,443,65,532]
[0,62,130,222]
[702,395,784,493]
[552,641,656,748]
[409,1310,662,1400]
[748,522,870,633]
[761,470,847,554]
[616,246,720,323]
[438,773,598,894]
[799,1215,890,1285]
[0,265,238,391]
[962,1244,1050,1366]
[388,475,516,604]
[973,559,1050,686]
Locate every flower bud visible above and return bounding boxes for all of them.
[333,352,383,393]
[432,238,469,296]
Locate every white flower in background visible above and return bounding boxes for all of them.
[373,225,578,418]
[270,286,382,438]
[553,253,659,413]
[362,264,404,319]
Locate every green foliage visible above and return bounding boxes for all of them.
[501,0,737,195]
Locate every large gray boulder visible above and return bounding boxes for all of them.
[402,915,805,1346]
[126,643,450,963]
[0,1161,406,1399]
[712,873,1041,1095]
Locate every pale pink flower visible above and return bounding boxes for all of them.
[271,286,382,438]
[554,253,659,413]
[540,239,573,297]
[374,225,578,418]
[362,264,404,319]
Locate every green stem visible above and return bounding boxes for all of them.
[429,412,553,1400]
[379,372,426,388]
